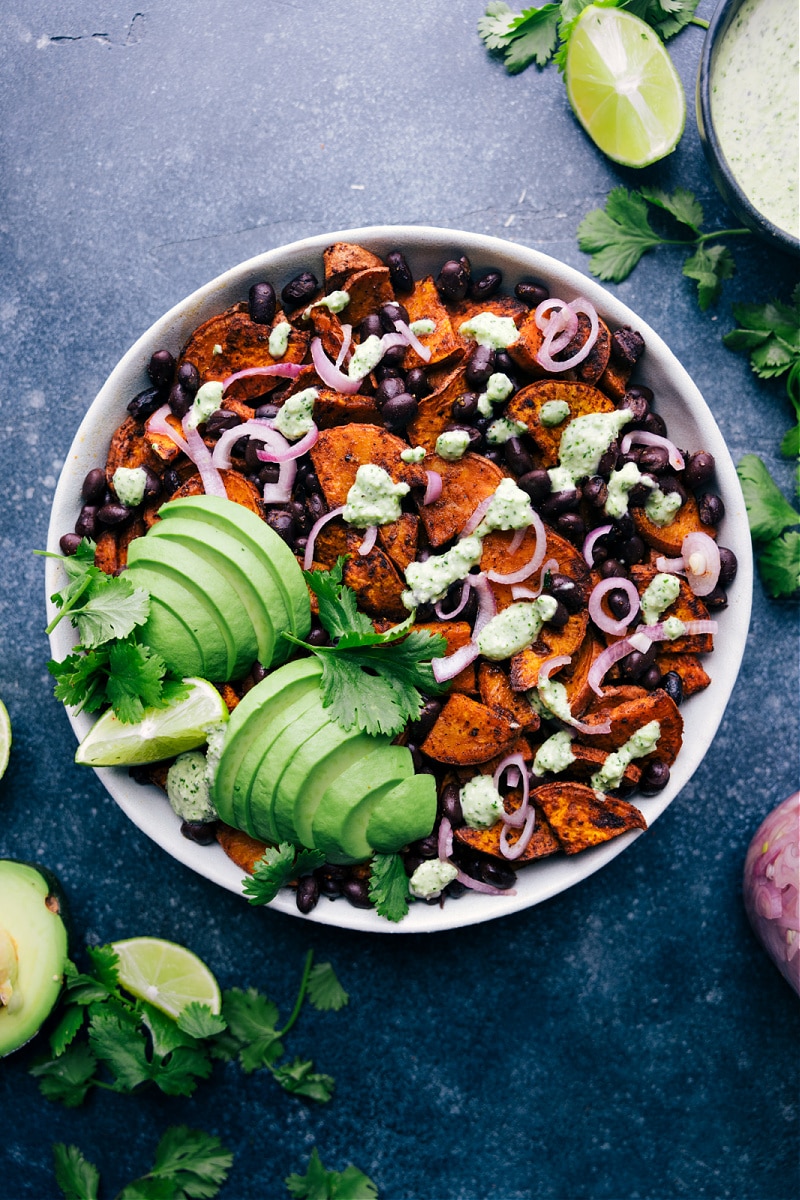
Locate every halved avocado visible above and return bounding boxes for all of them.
[124,563,227,680]
[247,698,334,843]
[312,745,415,864]
[0,861,69,1058]
[127,536,257,680]
[366,774,438,853]
[159,496,311,641]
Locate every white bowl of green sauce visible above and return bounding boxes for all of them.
[697,0,800,255]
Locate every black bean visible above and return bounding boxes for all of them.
[698,492,725,526]
[82,468,107,503]
[504,437,533,478]
[244,439,267,471]
[264,510,295,543]
[451,392,479,421]
[407,699,442,743]
[483,449,503,465]
[546,599,570,629]
[607,588,631,619]
[127,386,165,421]
[281,271,318,308]
[375,376,407,408]
[684,450,715,489]
[306,494,327,526]
[293,535,308,557]
[248,281,276,325]
[641,412,667,437]
[75,505,99,539]
[180,820,218,845]
[515,280,549,307]
[205,409,242,435]
[660,671,683,706]
[598,557,628,579]
[555,512,586,543]
[168,382,193,419]
[59,532,82,556]
[342,878,373,909]
[465,344,495,388]
[479,860,516,891]
[382,393,418,431]
[620,644,657,681]
[638,445,669,474]
[584,476,608,508]
[640,761,670,795]
[406,367,431,399]
[177,361,200,395]
[257,463,280,486]
[163,468,181,495]
[386,249,414,293]
[494,350,515,378]
[621,389,650,425]
[374,363,403,384]
[252,661,268,684]
[435,258,470,302]
[610,327,645,368]
[305,626,330,647]
[620,535,647,565]
[359,313,384,341]
[703,585,729,611]
[467,269,502,302]
[254,402,279,420]
[97,502,130,526]
[517,469,551,502]
[412,834,440,860]
[640,665,663,691]
[439,781,464,828]
[147,349,176,392]
[718,546,738,586]
[659,475,688,505]
[382,342,408,369]
[315,869,342,898]
[541,488,581,516]
[548,573,584,614]
[379,301,410,332]
[628,483,653,508]
[295,875,320,914]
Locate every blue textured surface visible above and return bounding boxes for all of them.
[1,3,798,1197]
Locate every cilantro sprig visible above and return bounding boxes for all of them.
[41,540,188,723]
[577,186,751,309]
[285,558,449,738]
[31,944,346,1107]
[368,853,411,923]
[53,1126,233,1200]
[285,1148,379,1200]
[736,456,800,599]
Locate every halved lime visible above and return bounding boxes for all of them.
[0,700,11,779]
[111,936,221,1018]
[565,5,686,168]
[74,678,227,767]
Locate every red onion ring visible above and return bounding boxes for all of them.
[493,752,530,828]
[588,577,640,636]
[470,573,497,636]
[582,524,612,567]
[587,640,637,696]
[423,470,443,506]
[539,655,571,682]
[210,417,280,470]
[147,404,190,457]
[221,362,304,391]
[262,459,297,506]
[655,555,686,574]
[639,620,718,640]
[303,504,346,570]
[534,299,579,353]
[182,420,227,498]
[509,528,526,554]
[358,525,378,556]
[587,617,719,696]
[394,319,432,362]
[500,806,536,860]
[539,655,612,733]
[431,640,480,683]
[460,495,493,536]
[621,430,685,471]
[434,579,470,621]
[255,423,319,463]
[536,298,599,373]
[335,324,352,370]
[680,532,721,597]
[438,816,454,861]
[455,869,514,896]
[511,558,559,601]
[310,337,361,394]
[486,512,546,584]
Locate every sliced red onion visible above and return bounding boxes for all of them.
[628,631,653,654]
[303,504,346,570]
[262,459,297,506]
[182,420,228,498]
[211,417,280,470]
[431,640,480,683]
[639,620,718,640]
[310,337,362,394]
[358,525,378,556]
[536,298,599,373]
[454,869,514,896]
[255,423,319,463]
[221,362,304,392]
[534,299,579,353]
[621,429,684,471]
[681,532,721,597]
[586,639,636,696]
[511,558,559,601]
[539,655,571,681]
[461,495,493,536]
[335,324,352,370]
[493,752,530,828]
[394,319,432,362]
[588,577,640,636]
[147,404,190,457]
[538,652,611,733]
[587,618,719,695]
[434,579,470,620]
[470,572,497,636]
[500,806,536,860]
[583,524,612,567]
[509,528,526,554]
[438,816,454,861]
[486,512,546,584]
[423,470,443,506]
[655,555,686,574]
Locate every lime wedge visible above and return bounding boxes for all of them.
[74,678,227,767]
[111,936,221,1018]
[565,5,686,168]
[0,700,11,779]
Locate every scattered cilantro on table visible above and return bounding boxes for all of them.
[736,456,800,599]
[53,1126,233,1200]
[285,1148,379,1200]
[577,186,750,309]
[284,557,448,738]
[30,944,345,1107]
[39,539,188,723]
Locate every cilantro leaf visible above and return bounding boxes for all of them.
[682,243,736,310]
[242,844,326,907]
[307,962,349,1012]
[638,183,704,232]
[49,648,111,715]
[368,854,410,923]
[503,5,561,72]
[736,455,800,542]
[31,1042,98,1107]
[177,1002,228,1040]
[88,1007,152,1092]
[577,187,664,281]
[105,640,172,723]
[304,558,373,641]
[70,575,150,648]
[623,0,701,39]
[759,529,800,598]
[49,1004,85,1057]
[285,1148,378,1200]
[53,1143,100,1200]
[216,987,283,1071]
[477,1,518,49]
[271,1056,335,1103]
[142,1126,233,1200]
[87,944,121,989]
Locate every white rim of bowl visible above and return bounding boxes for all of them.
[46,224,753,934]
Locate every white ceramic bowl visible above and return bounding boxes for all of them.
[47,225,752,933]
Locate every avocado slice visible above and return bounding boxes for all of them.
[312,745,415,864]
[127,536,257,680]
[124,563,227,680]
[157,495,311,641]
[246,697,334,843]
[0,861,69,1057]
[148,518,282,668]
[211,658,322,826]
[366,773,438,853]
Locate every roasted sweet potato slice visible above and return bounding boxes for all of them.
[414,621,475,693]
[629,565,714,654]
[179,303,309,403]
[401,276,460,369]
[478,662,540,730]
[323,242,386,289]
[106,416,163,483]
[505,310,611,383]
[533,781,646,854]
[378,513,419,571]
[654,651,711,696]
[598,359,632,402]
[421,694,519,765]
[479,525,590,612]
[417,452,506,548]
[216,824,268,874]
[343,531,407,620]
[142,411,185,464]
[632,493,717,557]
[94,517,146,575]
[302,386,381,429]
[509,609,590,692]
[454,797,560,864]
[406,364,469,451]
[562,629,607,717]
[310,424,427,508]
[449,294,528,352]
[505,380,617,468]
[575,687,683,765]
[566,743,641,790]
[340,266,394,327]
[169,470,265,517]
[308,306,347,362]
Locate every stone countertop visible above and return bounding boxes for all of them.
[1,2,797,1197]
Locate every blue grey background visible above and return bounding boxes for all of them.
[1,2,798,1197]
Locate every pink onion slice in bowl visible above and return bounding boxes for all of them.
[588,577,640,636]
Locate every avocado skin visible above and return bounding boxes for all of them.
[0,860,70,1058]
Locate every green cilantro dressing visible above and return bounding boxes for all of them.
[475,478,535,537]
[185,380,224,431]
[343,463,409,528]
[460,774,505,828]
[212,343,223,356]
[533,730,576,776]
[347,335,384,381]
[435,430,471,461]
[486,417,527,445]
[268,320,292,358]
[402,536,483,608]
[645,486,682,526]
[534,676,573,724]
[409,858,459,899]
[540,399,571,427]
[112,466,148,507]
[166,750,218,823]
[477,595,558,660]
[410,318,435,335]
[548,409,632,494]
[401,445,426,463]
[478,371,515,417]
[662,615,686,640]
[640,572,680,627]
[303,290,350,319]
[605,461,654,519]
[459,312,520,350]
[273,387,318,440]
[590,720,661,792]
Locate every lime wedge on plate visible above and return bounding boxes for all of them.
[0,700,11,779]
[565,5,686,168]
[111,936,221,1018]
[74,677,227,767]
